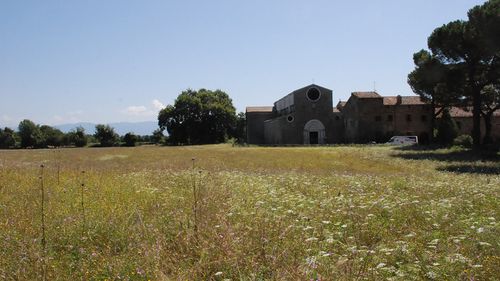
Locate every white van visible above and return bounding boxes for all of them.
[386,136,418,145]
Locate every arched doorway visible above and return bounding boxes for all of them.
[303,119,326,144]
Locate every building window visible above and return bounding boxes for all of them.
[421,115,427,122]
[406,114,412,122]
[287,115,294,123]
[387,115,393,122]
[306,87,321,102]
[375,115,381,122]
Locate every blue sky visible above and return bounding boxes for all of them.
[0,0,486,127]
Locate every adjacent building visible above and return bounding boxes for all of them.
[246,84,499,144]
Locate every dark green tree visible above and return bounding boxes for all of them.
[407,50,464,137]
[158,89,237,145]
[18,119,45,148]
[232,112,246,144]
[40,125,64,147]
[123,132,138,147]
[426,0,499,146]
[151,128,165,144]
[94,124,119,147]
[0,127,16,148]
[436,108,459,145]
[67,126,88,147]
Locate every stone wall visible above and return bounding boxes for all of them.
[246,111,273,144]
[454,116,500,142]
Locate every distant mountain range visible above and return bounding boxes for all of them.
[55,121,159,136]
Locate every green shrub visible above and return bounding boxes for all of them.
[453,134,473,148]
[123,132,138,147]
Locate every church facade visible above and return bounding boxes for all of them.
[246,84,499,144]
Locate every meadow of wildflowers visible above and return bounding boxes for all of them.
[0,145,498,280]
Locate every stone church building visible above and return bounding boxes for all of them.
[246,84,499,144]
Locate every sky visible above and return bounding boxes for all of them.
[0,0,487,127]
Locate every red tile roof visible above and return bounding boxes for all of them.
[246,106,273,113]
[436,106,500,117]
[383,96,426,105]
[448,107,472,117]
[352,91,381,98]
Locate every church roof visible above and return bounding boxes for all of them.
[352,91,381,98]
[246,106,273,113]
[383,96,425,105]
[292,84,332,94]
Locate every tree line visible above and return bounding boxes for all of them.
[0,120,166,149]
[0,88,246,149]
[408,0,499,148]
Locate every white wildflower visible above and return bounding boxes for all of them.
[305,237,318,242]
[303,225,314,231]
[428,239,439,245]
[426,271,437,279]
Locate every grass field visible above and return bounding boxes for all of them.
[0,145,499,280]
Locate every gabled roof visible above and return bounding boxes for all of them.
[352,91,381,98]
[292,83,332,94]
[246,106,273,113]
[383,96,425,105]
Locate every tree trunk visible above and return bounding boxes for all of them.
[431,100,436,143]
[482,111,493,144]
[432,105,443,143]
[468,62,482,148]
[472,90,482,147]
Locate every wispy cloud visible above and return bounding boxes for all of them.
[152,99,166,111]
[122,99,166,118]
[1,114,12,122]
[123,105,149,116]
[51,110,84,125]
[0,115,19,128]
